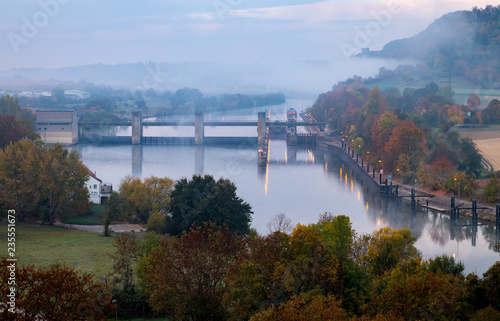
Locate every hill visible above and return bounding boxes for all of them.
[366,5,500,89]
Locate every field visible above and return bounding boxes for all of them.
[456,125,500,171]
[369,75,500,106]
[0,221,117,279]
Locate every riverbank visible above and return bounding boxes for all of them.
[319,137,498,223]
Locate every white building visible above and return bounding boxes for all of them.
[64,90,90,100]
[83,165,112,204]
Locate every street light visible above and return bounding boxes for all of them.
[112,299,118,320]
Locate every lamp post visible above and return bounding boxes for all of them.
[112,299,118,320]
[454,177,460,209]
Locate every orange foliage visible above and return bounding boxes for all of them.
[0,257,112,321]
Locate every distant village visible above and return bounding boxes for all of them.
[0,89,90,100]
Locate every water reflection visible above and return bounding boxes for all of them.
[194,145,204,175]
[132,145,143,177]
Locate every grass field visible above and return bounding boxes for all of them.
[456,125,500,171]
[0,221,117,279]
[62,204,107,225]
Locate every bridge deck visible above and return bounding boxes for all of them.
[78,121,327,127]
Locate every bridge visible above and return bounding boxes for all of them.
[78,111,327,146]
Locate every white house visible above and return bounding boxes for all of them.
[83,165,112,204]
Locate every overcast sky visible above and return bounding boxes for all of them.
[0,0,493,70]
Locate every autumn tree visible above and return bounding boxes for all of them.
[0,115,24,149]
[362,85,384,116]
[362,227,421,277]
[483,172,500,202]
[311,214,370,313]
[108,234,138,293]
[142,225,244,320]
[371,111,399,153]
[439,104,465,124]
[383,121,426,173]
[467,94,481,109]
[364,264,466,320]
[0,258,112,320]
[482,99,500,124]
[119,175,174,224]
[276,224,338,295]
[166,174,252,235]
[0,139,42,221]
[226,232,289,320]
[249,292,348,321]
[39,144,90,224]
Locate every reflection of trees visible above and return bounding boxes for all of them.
[328,149,499,251]
[481,224,500,252]
[428,213,450,246]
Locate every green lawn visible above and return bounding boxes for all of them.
[62,204,107,225]
[0,221,117,279]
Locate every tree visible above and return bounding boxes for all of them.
[0,258,112,320]
[226,232,289,320]
[383,121,426,172]
[0,95,22,118]
[482,99,500,124]
[104,192,126,236]
[0,139,42,221]
[362,85,384,116]
[483,172,500,202]
[459,137,482,178]
[0,115,23,148]
[363,227,421,276]
[267,213,293,234]
[371,111,399,153]
[119,175,174,224]
[52,86,66,104]
[467,94,481,109]
[108,234,138,293]
[311,214,370,314]
[166,174,252,235]
[142,225,243,320]
[39,144,90,224]
[365,268,466,320]
[426,254,464,277]
[482,261,500,310]
[249,292,348,321]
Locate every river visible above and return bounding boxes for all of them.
[73,99,500,275]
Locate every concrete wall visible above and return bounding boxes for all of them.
[36,110,78,145]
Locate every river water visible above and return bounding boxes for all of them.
[74,99,500,275]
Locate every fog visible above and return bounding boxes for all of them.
[0,0,492,96]
[0,58,408,97]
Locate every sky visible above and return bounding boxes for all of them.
[0,0,494,70]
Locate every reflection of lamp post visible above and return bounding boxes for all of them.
[454,177,460,209]
[112,299,118,320]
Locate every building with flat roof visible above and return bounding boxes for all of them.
[35,109,79,145]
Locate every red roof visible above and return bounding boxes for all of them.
[82,164,102,183]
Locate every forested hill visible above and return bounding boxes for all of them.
[366,5,500,86]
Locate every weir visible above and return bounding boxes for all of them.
[78,112,326,146]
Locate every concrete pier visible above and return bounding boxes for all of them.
[257,112,266,145]
[195,112,204,145]
[132,111,143,145]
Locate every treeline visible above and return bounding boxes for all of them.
[310,79,493,200]
[5,214,500,320]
